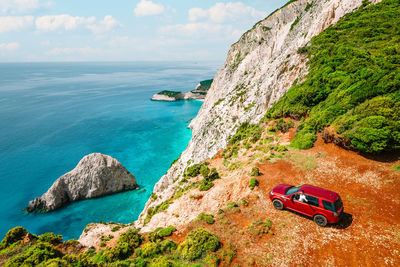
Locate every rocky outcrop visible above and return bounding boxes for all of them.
[137,0,381,228]
[26,153,138,212]
[151,79,213,101]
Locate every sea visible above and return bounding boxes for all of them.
[0,61,219,240]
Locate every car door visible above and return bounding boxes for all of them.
[292,194,319,217]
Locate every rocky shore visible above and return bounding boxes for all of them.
[151,79,212,101]
[26,153,138,212]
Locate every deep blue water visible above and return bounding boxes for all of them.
[0,62,218,240]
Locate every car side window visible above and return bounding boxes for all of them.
[293,194,300,200]
[306,195,319,207]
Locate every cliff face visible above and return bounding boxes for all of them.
[137,0,381,227]
[26,153,138,212]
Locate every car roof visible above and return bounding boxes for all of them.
[300,184,339,202]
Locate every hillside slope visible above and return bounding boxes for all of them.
[138,0,382,228]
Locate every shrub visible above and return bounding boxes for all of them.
[392,164,400,172]
[178,228,220,261]
[227,202,239,209]
[199,179,214,191]
[197,213,215,224]
[249,178,259,190]
[0,227,29,250]
[37,258,69,267]
[140,242,161,258]
[249,167,260,176]
[200,165,210,178]
[159,239,177,254]
[208,168,220,181]
[229,123,263,145]
[185,164,202,177]
[112,225,122,232]
[6,242,62,266]
[103,242,132,262]
[38,233,63,245]
[158,226,176,237]
[118,229,144,249]
[273,119,295,133]
[247,218,272,237]
[290,126,317,149]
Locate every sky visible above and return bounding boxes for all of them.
[0,0,288,62]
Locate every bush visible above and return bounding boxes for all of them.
[249,178,259,190]
[185,164,202,177]
[103,242,132,262]
[249,167,260,176]
[273,119,295,133]
[200,165,210,178]
[178,228,220,261]
[197,213,215,224]
[111,225,122,232]
[159,239,177,253]
[199,179,214,191]
[158,226,176,237]
[229,123,263,145]
[0,227,29,250]
[37,258,69,267]
[208,168,220,181]
[247,218,272,237]
[118,229,144,249]
[290,126,317,149]
[6,242,62,266]
[38,233,63,245]
[140,242,161,258]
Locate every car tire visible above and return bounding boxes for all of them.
[272,199,284,210]
[314,214,328,227]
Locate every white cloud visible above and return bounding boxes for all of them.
[0,0,53,14]
[0,16,34,32]
[189,2,266,23]
[134,0,164,17]
[46,47,101,56]
[86,15,120,34]
[35,14,119,34]
[0,42,20,50]
[35,14,95,31]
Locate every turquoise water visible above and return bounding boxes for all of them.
[0,62,218,240]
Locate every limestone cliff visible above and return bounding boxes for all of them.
[137,0,381,229]
[26,153,138,212]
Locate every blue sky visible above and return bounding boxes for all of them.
[0,0,287,62]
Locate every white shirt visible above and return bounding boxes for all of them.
[299,194,308,202]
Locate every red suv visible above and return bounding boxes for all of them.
[269,184,343,226]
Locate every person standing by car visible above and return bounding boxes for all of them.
[298,191,308,203]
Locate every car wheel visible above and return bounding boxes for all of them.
[272,199,284,210]
[314,214,328,227]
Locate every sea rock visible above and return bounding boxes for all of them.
[151,79,213,101]
[26,153,138,212]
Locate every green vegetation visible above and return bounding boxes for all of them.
[265,0,400,153]
[5,242,62,266]
[196,79,213,91]
[269,119,295,133]
[38,233,63,245]
[247,218,272,238]
[249,166,260,176]
[177,228,220,261]
[290,16,300,31]
[197,213,215,224]
[0,227,30,250]
[305,1,313,12]
[111,225,122,232]
[229,122,263,145]
[157,90,182,97]
[392,163,400,172]
[249,178,259,190]
[262,26,272,31]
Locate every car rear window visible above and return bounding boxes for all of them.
[334,197,343,211]
[323,198,342,212]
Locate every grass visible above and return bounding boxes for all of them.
[391,164,400,172]
[286,152,318,171]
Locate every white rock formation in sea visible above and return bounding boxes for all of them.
[26,153,138,212]
[136,0,381,230]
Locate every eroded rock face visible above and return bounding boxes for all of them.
[26,153,138,212]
